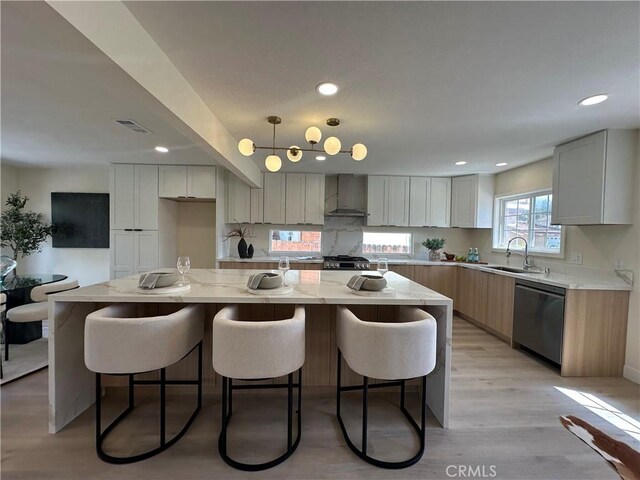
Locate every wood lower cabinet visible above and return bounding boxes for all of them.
[454,267,513,341]
[485,273,514,340]
[388,264,416,281]
[561,289,629,376]
[413,266,457,300]
[219,261,321,270]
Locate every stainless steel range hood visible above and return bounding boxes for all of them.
[325,174,368,217]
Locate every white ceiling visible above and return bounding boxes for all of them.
[1,1,639,177]
[0,1,220,168]
[124,1,640,176]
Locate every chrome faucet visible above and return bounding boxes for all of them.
[506,236,533,270]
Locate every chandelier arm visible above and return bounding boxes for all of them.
[253,146,353,154]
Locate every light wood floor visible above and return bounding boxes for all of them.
[2,317,639,480]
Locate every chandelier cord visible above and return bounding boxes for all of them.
[272,121,276,155]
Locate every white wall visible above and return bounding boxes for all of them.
[471,131,640,383]
[1,165,110,287]
[1,163,19,210]
[177,202,216,268]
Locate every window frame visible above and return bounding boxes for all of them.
[492,189,565,258]
[268,229,323,255]
[361,230,414,256]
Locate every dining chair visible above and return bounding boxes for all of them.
[5,278,78,360]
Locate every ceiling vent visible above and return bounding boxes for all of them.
[114,119,152,134]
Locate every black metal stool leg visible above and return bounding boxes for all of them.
[336,358,428,469]
[362,376,368,456]
[95,341,202,464]
[218,369,303,471]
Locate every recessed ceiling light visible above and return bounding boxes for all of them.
[578,94,608,106]
[315,155,326,161]
[496,162,508,167]
[155,146,169,153]
[316,82,338,96]
[454,161,467,166]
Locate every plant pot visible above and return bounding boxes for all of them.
[428,249,441,261]
[237,237,248,258]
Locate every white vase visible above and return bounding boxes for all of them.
[428,249,441,261]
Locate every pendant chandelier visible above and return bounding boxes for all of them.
[238,116,367,172]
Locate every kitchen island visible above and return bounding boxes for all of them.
[48,269,452,433]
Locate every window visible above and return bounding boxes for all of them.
[270,230,322,253]
[493,191,563,255]
[362,232,412,255]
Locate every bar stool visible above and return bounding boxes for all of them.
[5,278,78,360]
[336,305,437,469]
[85,303,204,464]
[212,304,305,471]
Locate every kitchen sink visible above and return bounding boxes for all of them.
[484,266,546,274]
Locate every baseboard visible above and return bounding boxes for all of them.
[623,365,640,384]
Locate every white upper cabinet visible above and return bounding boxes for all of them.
[451,174,494,228]
[159,165,216,199]
[111,164,158,230]
[263,173,286,224]
[429,177,452,227]
[367,176,388,226]
[304,174,325,225]
[226,172,251,223]
[552,130,636,225]
[187,166,217,198]
[409,177,451,227]
[367,176,409,226]
[284,173,325,225]
[285,173,306,224]
[250,187,264,224]
[387,176,410,226]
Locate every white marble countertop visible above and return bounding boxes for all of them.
[460,264,631,291]
[52,269,452,305]
[217,258,630,291]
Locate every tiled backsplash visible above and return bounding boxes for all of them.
[221,217,475,259]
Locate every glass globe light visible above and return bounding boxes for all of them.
[265,154,282,172]
[351,143,367,161]
[324,136,341,156]
[238,138,255,156]
[287,146,302,162]
[305,126,322,145]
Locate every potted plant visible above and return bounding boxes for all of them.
[421,237,446,261]
[223,220,252,258]
[0,191,54,275]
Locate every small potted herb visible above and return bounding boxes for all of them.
[421,237,446,261]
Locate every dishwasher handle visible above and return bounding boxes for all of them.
[515,279,566,297]
[515,284,565,300]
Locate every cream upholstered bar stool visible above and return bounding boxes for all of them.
[5,278,78,360]
[212,304,305,471]
[85,303,204,464]
[336,305,437,469]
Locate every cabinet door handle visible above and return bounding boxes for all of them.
[124,229,133,231]
[134,229,143,232]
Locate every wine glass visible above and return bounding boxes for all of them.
[377,258,388,277]
[278,256,290,286]
[177,256,191,285]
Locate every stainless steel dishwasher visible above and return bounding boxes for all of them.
[512,279,566,366]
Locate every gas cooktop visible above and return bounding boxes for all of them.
[323,255,370,270]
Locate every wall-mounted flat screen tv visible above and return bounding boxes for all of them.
[51,192,109,248]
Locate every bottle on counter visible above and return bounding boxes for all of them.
[473,248,480,263]
[467,248,474,263]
